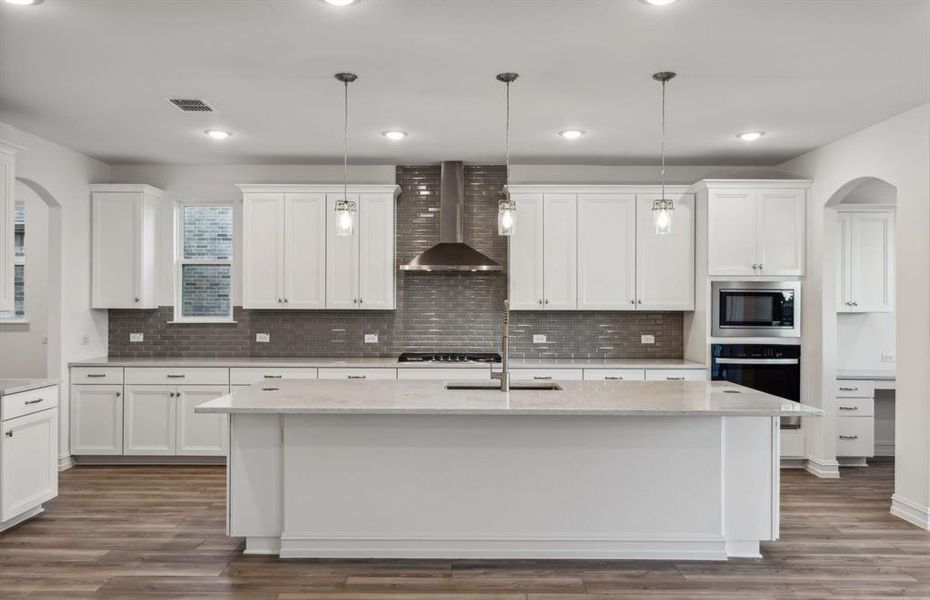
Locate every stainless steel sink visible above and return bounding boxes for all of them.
[445,381,562,391]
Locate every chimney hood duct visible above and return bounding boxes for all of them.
[400,161,502,272]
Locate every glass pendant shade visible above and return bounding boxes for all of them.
[335,199,356,237]
[652,198,673,235]
[498,198,516,236]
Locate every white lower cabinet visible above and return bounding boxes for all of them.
[583,369,646,381]
[318,368,397,380]
[645,369,708,382]
[176,386,229,456]
[508,369,584,382]
[834,379,876,460]
[124,385,229,456]
[71,384,123,455]
[1,385,59,526]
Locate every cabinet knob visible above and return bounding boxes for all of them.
[758,264,763,270]
[353,298,358,304]
[277,298,283,304]
[134,297,140,303]
[637,299,642,305]
[544,299,549,304]
[4,431,11,438]
[630,300,636,305]
[115,392,121,397]
[538,299,543,304]
[284,298,288,304]
[752,264,758,270]
[359,298,363,304]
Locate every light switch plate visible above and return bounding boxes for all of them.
[365,334,379,344]
[641,334,656,345]
[881,352,895,363]
[129,333,144,343]
[256,333,270,343]
[533,334,548,344]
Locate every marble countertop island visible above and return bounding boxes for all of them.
[196,378,822,417]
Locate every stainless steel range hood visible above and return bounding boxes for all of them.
[400,161,502,272]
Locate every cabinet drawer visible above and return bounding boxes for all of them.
[397,368,491,381]
[125,367,229,386]
[836,417,875,457]
[835,380,874,398]
[507,369,584,382]
[2,386,59,421]
[71,367,123,384]
[583,369,646,381]
[645,369,707,382]
[832,397,874,417]
[229,367,318,386]
[317,368,397,380]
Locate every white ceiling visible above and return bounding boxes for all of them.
[0,0,927,166]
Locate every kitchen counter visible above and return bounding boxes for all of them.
[0,378,60,396]
[70,356,706,370]
[197,378,819,417]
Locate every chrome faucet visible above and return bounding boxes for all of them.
[491,298,511,392]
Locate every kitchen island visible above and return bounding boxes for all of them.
[197,378,821,561]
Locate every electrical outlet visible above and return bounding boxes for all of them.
[365,334,379,344]
[256,333,270,343]
[129,333,144,343]
[641,334,656,345]
[881,352,895,363]
[533,334,548,344]
[80,335,89,346]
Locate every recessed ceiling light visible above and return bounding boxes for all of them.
[737,131,766,142]
[5,0,44,5]
[382,131,407,141]
[322,0,359,5]
[559,129,585,140]
[640,0,677,5]
[204,129,232,140]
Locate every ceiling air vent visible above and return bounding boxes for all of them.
[168,98,214,112]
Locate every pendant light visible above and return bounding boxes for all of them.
[652,71,676,235]
[334,72,358,237]
[496,72,519,237]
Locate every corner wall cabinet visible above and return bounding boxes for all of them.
[837,208,894,313]
[0,141,22,312]
[91,184,163,309]
[237,185,399,311]
[507,186,694,312]
[694,180,809,277]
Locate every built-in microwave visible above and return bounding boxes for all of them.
[712,281,801,338]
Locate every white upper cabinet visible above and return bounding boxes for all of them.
[239,185,398,311]
[508,193,544,310]
[0,141,21,312]
[838,210,894,313]
[542,194,578,310]
[577,194,635,310]
[636,193,695,310]
[91,184,161,309]
[701,181,808,277]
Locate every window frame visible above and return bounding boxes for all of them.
[0,199,26,323]
[172,201,235,324]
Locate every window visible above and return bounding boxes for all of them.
[0,200,25,321]
[174,204,233,322]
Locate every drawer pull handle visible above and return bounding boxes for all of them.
[24,398,44,405]
[263,375,283,379]
[839,387,858,391]
[348,375,366,379]
[605,376,623,380]
[667,377,686,381]
[86,374,107,378]
[166,374,186,379]
[839,435,859,440]
[838,406,859,411]
[533,376,552,380]
[4,431,11,438]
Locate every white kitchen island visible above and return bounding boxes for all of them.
[196,378,821,561]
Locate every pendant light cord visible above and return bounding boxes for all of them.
[343,79,349,201]
[660,78,667,201]
[505,80,511,186]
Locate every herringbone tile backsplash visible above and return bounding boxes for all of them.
[108,165,683,359]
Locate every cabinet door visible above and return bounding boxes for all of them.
[757,188,805,276]
[70,385,123,455]
[542,194,577,310]
[849,212,894,312]
[242,193,285,309]
[176,386,229,456]
[124,386,176,455]
[577,194,635,310]
[326,194,360,309]
[92,192,140,308]
[636,194,694,310]
[358,194,395,309]
[707,189,757,276]
[284,193,326,309]
[837,212,853,311]
[1,409,58,521]
[508,194,544,310]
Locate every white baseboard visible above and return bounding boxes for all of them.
[57,454,74,471]
[804,456,841,479]
[72,455,226,466]
[891,494,930,530]
[780,458,807,469]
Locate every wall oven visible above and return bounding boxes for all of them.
[712,281,801,338]
[712,344,802,429]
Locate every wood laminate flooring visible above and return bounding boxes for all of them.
[0,458,927,599]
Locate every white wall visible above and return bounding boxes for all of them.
[107,164,396,307]
[779,104,930,523]
[836,313,895,371]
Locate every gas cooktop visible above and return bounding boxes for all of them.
[397,352,502,364]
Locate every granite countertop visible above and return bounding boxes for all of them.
[196,378,822,418]
[70,356,707,370]
[836,369,896,380]
[0,378,60,396]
